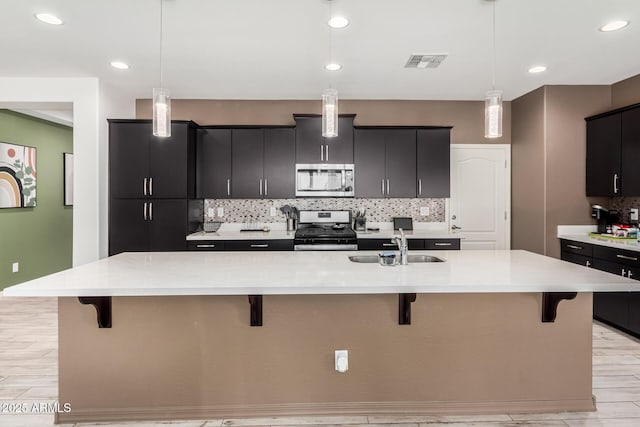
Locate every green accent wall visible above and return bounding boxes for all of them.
[0,110,73,290]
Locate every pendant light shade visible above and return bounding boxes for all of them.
[153,87,171,137]
[322,88,338,138]
[484,89,502,138]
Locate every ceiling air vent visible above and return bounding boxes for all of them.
[404,54,448,69]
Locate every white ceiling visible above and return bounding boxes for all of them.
[1,0,639,102]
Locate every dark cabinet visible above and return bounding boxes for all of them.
[294,115,354,164]
[226,240,294,251]
[197,128,231,198]
[354,128,416,198]
[417,128,451,198]
[586,104,640,197]
[357,238,460,251]
[188,241,226,251]
[230,128,295,199]
[109,199,188,255]
[109,120,196,199]
[591,258,630,329]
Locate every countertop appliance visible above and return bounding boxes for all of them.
[295,164,354,197]
[591,204,619,234]
[294,210,357,251]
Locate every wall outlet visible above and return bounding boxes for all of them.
[207,208,214,218]
[335,350,348,373]
[420,207,430,216]
[217,207,224,217]
[12,262,19,273]
[631,208,639,222]
[270,207,277,217]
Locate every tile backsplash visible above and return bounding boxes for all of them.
[610,197,640,224]
[203,198,446,223]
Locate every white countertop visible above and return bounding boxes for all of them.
[3,250,636,297]
[558,225,640,253]
[356,230,460,239]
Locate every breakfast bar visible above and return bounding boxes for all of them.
[4,249,638,424]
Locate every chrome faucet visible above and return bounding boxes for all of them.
[392,228,408,265]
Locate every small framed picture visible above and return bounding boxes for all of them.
[64,152,73,206]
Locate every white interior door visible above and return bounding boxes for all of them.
[450,144,510,250]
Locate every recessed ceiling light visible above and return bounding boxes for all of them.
[599,20,630,32]
[34,13,63,25]
[325,63,342,71]
[110,61,130,70]
[528,66,547,74]
[328,16,349,29]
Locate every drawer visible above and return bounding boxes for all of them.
[357,239,423,251]
[560,239,593,257]
[593,245,640,267]
[561,251,592,267]
[225,240,294,251]
[424,239,460,250]
[187,241,226,251]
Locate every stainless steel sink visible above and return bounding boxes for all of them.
[348,255,445,263]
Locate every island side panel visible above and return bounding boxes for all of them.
[57,293,593,423]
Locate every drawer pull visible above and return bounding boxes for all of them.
[382,243,397,247]
[586,260,591,267]
[196,244,216,248]
[630,271,634,279]
[251,244,269,248]
[566,244,583,250]
[434,242,452,246]
[616,254,638,261]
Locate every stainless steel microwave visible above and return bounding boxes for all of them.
[295,164,355,197]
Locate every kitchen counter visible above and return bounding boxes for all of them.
[558,225,640,252]
[356,229,460,239]
[4,249,634,297]
[4,249,615,423]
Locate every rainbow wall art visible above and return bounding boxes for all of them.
[0,141,37,208]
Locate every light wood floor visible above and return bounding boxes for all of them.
[2,297,640,426]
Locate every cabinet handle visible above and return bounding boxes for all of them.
[418,179,422,196]
[567,244,583,250]
[381,179,385,195]
[196,244,216,248]
[382,243,397,247]
[586,260,591,267]
[616,254,638,261]
[259,179,263,196]
[321,145,324,161]
[326,145,329,162]
[434,242,452,246]
[264,179,268,196]
[148,177,153,196]
[622,269,627,277]
[149,202,153,221]
[386,179,390,195]
[629,271,634,279]
[143,202,148,221]
[143,178,148,196]
[227,179,230,196]
[614,173,619,194]
[250,244,269,248]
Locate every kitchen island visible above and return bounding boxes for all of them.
[3,249,637,424]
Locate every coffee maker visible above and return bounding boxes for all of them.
[591,205,611,234]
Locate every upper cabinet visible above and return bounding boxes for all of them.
[196,128,231,198]
[586,104,640,197]
[109,120,197,199]
[417,128,451,198]
[294,115,355,164]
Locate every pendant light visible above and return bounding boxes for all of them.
[322,0,339,138]
[153,0,171,137]
[484,0,502,139]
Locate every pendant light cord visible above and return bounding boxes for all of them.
[329,0,333,89]
[159,0,164,88]
[491,0,496,90]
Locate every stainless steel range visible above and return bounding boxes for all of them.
[294,210,357,251]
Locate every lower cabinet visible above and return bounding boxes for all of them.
[110,199,188,255]
[358,238,460,251]
[188,240,294,251]
[560,238,640,336]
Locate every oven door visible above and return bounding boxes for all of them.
[295,164,354,197]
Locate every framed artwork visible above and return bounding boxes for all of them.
[64,153,73,206]
[0,141,37,208]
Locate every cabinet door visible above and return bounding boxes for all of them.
[295,117,324,163]
[109,199,149,255]
[354,129,386,198]
[148,122,191,198]
[385,130,417,198]
[325,117,355,164]
[424,239,460,250]
[188,241,227,251]
[591,258,629,329]
[148,199,188,251]
[621,108,640,196]
[357,238,400,250]
[264,128,295,198]
[231,129,264,198]
[109,122,150,199]
[586,114,621,197]
[225,240,294,251]
[560,251,592,267]
[197,129,231,198]
[417,129,451,198]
